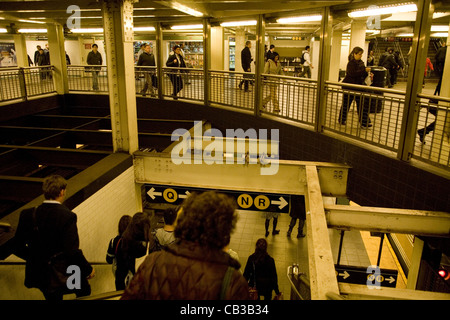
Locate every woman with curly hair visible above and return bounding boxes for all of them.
[121,191,250,300]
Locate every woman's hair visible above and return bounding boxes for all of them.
[118,215,132,236]
[272,52,279,59]
[253,238,268,263]
[122,212,151,243]
[348,46,364,61]
[175,191,238,249]
[42,175,67,200]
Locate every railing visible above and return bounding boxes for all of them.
[413,94,450,167]
[287,265,311,300]
[67,65,108,93]
[0,66,56,102]
[209,70,255,110]
[324,81,406,152]
[16,65,450,171]
[261,74,317,127]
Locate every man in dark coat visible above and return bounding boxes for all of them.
[137,44,156,96]
[87,44,102,90]
[166,45,186,99]
[379,48,398,88]
[287,195,306,238]
[12,175,94,300]
[239,41,253,92]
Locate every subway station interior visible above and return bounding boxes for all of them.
[0,0,449,301]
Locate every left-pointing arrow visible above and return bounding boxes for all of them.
[147,187,162,200]
[272,197,288,210]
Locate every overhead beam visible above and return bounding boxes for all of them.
[325,204,450,238]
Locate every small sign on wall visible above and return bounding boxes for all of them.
[85,44,92,50]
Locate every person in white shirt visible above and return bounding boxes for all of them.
[298,46,314,78]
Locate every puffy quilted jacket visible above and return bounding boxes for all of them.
[121,240,250,300]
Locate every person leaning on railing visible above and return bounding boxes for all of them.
[338,46,373,129]
[87,44,102,91]
[136,44,156,97]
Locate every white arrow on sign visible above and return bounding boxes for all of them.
[271,197,288,210]
[338,271,350,279]
[385,276,396,284]
[147,187,162,200]
[179,190,191,199]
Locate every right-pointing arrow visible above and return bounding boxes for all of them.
[386,276,396,284]
[339,271,350,279]
[272,197,288,210]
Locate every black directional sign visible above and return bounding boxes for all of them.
[335,265,398,288]
[144,185,291,213]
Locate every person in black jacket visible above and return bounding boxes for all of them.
[166,45,186,99]
[243,238,281,300]
[137,44,156,96]
[287,195,306,238]
[379,47,398,88]
[87,44,103,90]
[36,48,50,80]
[339,46,372,128]
[239,41,253,92]
[12,175,94,300]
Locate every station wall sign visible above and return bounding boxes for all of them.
[335,264,398,288]
[144,184,291,213]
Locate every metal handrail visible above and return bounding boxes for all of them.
[287,265,310,300]
[325,80,406,95]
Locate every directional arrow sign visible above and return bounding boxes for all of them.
[335,265,398,288]
[144,185,293,213]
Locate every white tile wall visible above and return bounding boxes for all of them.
[74,167,139,262]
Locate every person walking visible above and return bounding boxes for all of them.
[367,50,375,67]
[262,52,283,113]
[121,191,249,300]
[338,46,372,128]
[36,48,49,80]
[11,175,94,300]
[298,46,314,78]
[434,42,446,95]
[166,45,186,99]
[379,47,398,88]
[137,44,156,97]
[243,238,281,300]
[239,41,253,92]
[287,195,306,238]
[87,44,102,91]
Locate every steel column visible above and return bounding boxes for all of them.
[254,14,265,116]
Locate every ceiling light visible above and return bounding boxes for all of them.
[431,25,449,32]
[348,3,417,18]
[220,20,257,27]
[18,19,46,24]
[433,12,450,19]
[133,15,156,18]
[133,8,156,11]
[133,26,155,32]
[171,24,203,30]
[0,28,7,33]
[18,28,47,33]
[71,28,104,33]
[397,33,413,37]
[431,33,449,37]
[171,2,203,17]
[276,15,322,24]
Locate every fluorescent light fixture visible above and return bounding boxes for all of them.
[18,19,46,24]
[0,28,7,33]
[348,3,417,18]
[133,15,156,18]
[133,26,155,32]
[171,2,203,17]
[18,28,47,33]
[431,25,449,32]
[171,24,203,30]
[276,15,322,24]
[433,12,450,19]
[366,30,380,34]
[397,33,413,37]
[71,28,104,33]
[432,33,449,37]
[220,20,257,27]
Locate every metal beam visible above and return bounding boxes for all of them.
[339,283,450,300]
[325,204,450,238]
[133,153,349,196]
[304,165,340,300]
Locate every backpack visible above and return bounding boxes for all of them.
[300,52,306,64]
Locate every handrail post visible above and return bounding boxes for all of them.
[156,22,164,100]
[18,67,27,101]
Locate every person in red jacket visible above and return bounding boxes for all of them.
[121,191,249,300]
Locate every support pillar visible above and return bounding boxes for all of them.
[407,237,424,290]
[254,14,265,115]
[47,24,69,95]
[349,19,367,59]
[155,22,164,99]
[315,7,332,132]
[203,19,211,106]
[398,0,434,162]
[210,26,224,70]
[235,28,245,73]
[102,0,139,154]
[329,29,342,82]
[13,34,29,67]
